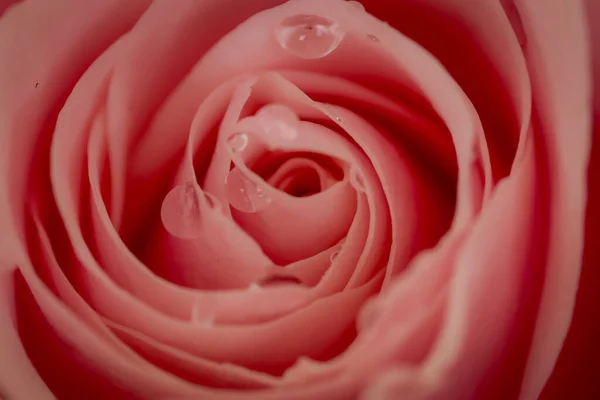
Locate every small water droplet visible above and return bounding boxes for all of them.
[330,250,340,263]
[160,182,202,239]
[347,1,365,12]
[226,132,249,153]
[367,34,380,43]
[225,168,272,213]
[199,319,213,328]
[334,116,342,123]
[357,298,380,331]
[248,283,262,292]
[349,167,366,192]
[190,301,201,322]
[259,274,302,286]
[275,14,345,59]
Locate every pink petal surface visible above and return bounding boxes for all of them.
[0,0,593,399]
[360,0,532,181]
[539,0,600,397]
[512,1,592,398]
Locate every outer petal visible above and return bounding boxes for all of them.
[0,0,149,397]
[513,1,592,398]
[539,0,600,398]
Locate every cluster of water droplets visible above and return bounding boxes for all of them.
[224,104,301,214]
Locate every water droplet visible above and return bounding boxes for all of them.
[367,34,380,43]
[275,14,345,59]
[256,104,299,141]
[248,283,262,292]
[330,250,340,263]
[357,298,380,331]
[190,301,204,322]
[349,167,366,192]
[226,132,249,153]
[334,116,342,123]
[160,182,202,239]
[259,274,302,287]
[191,303,214,327]
[225,168,272,213]
[347,1,365,12]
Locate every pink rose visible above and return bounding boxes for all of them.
[0,0,597,399]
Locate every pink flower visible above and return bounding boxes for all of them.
[0,0,597,399]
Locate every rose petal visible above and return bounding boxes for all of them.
[0,271,54,400]
[511,1,592,398]
[539,0,600,397]
[0,0,149,397]
[361,0,532,181]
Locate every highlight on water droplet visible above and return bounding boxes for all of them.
[226,132,249,153]
[275,14,345,59]
[160,182,202,239]
[225,167,272,213]
[349,167,366,192]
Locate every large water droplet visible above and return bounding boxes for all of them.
[225,167,272,213]
[161,182,202,239]
[256,104,299,141]
[275,14,345,59]
[226,132,249,153]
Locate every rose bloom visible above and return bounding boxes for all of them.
[0,0,598,399]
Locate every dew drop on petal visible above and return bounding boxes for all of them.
[275,14,345,59]
[248,283,262,292]
[259,274,303,287]
[225,167,272,213]
[366,34,380,43]
[190,300,201,323]
[330,250,340,263]
[161,182,202,239]
[191,303,214,327]
[256,104,299,141]
[226,132,249,153]
[347,1,365,12]
[349,167,366,192]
